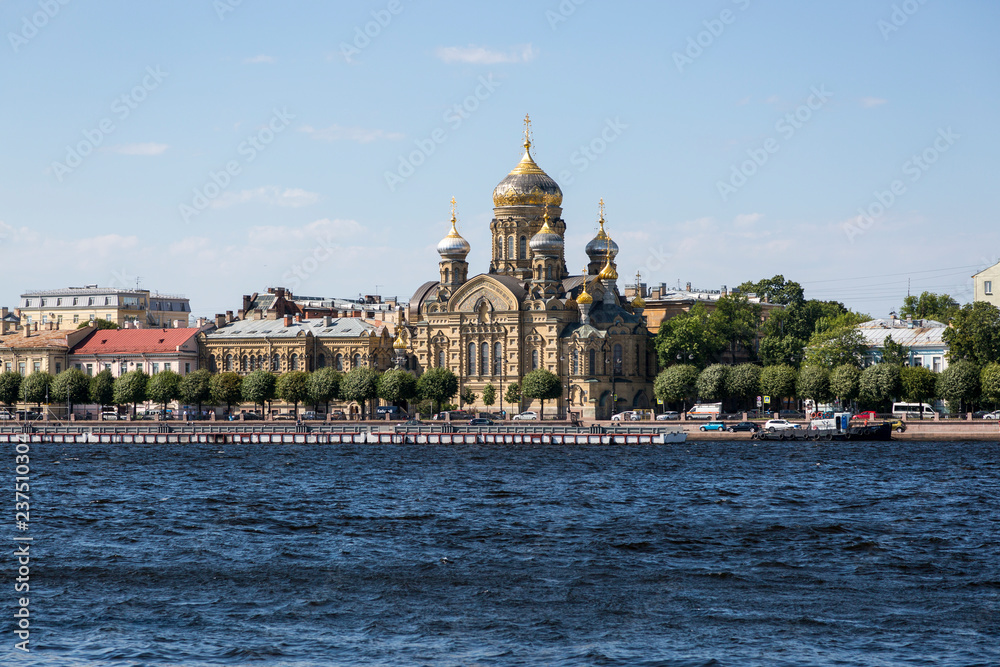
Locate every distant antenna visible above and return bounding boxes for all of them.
[135,276,143,291]
[375,284,382,296]
[907,278,910,297]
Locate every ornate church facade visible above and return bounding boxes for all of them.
[401,118,656,420]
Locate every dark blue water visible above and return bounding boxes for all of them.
[6,441,999,666]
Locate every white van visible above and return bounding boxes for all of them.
[891,402,938,419]
[686,403,722,420]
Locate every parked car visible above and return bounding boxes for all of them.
[101,411,120,421]
[852,411,878,421]
[984,411,1000,419]
[0,409,14,420]
[656,411,679,421]
[727,421,761,433]
[403,418,423,426]
[779,410,805,420]
[512,411,537,421]
[469,418,494,426]
[15,410,42,421]
[330,410,346,420]
[698,421,727,431]
[301,411,319,420]
[889,419,906,433]
[764,419,800,432]
[611,411,641,421]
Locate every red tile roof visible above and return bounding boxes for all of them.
[70,328,201,355]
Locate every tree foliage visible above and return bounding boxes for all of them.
[276,371,310,414]
[341,367,380,418]
[417,367,459,413]
[737,275,804,306]
[943,301,1000,366]
[759,335,807,367]
[803,327,868,369]
[241,370,276,413]
[307,367,341,411]
[51,369,91,408]
[504,381,522,407]
[900,366,937,408]
[899,291,960,324]
[482,383,496,407]
[829,364,861,403]
[879,335,910,366]
[147,370,182,411]
[760,364,798,404]
[710,294,761,363]
[696,364,729,402]
[655,302,724,369]
[859,364,901,410]
[0,372,22,407]
[521,368,562,418]
[113,370,148,412]
[796,365,830,404]
[980,363,1000,405]
[936,360,981,413]
[726,363,762,406]
[20,372,53,407]
[654,364,700,405]
[378,369,416,405]
[210,372,243,414]
[78,318,118,330]
[460,386,477,407]
[179,369,213,412]
[89,369,115,408]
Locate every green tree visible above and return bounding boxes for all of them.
[521,368,562,419]
[899,291,960,324]
[943,301,1000,366]
[737,275,805,306]
[51,368,91,411]
[879,335,910,365]
[696,364,729,402]
[796,365,831,405]
[210,371,243,415]
[936,360,981,414]
[504,381,522,409]
[813,310,871,335]
[655,302,724,369]
[980,363,1000,405]
[654,364,699,409]
[759,335,807,367]
[242,370,277,414]
[20,372,53,408]
[482,383,496,408]
[307,367,341,413]
[859,364,901,412]
[89,369,115,409]
[113,370,148,416]
[900,366,937,415]
[77,318,118,330]
[760,364,798,409]
[147,370,182,413]
[179,369,213,414]
[710,294,762,363]
[378,369,416,406]
[276,371,310,416]
[341,366,380,419]
[829,364,861,405]
[417,367,459,414]
[0,372,22,408]
[803,327,868,369]
[726,363,762,408]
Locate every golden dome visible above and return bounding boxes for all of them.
[392,328,407,350]
[598,258,618,281]
[631,295,646,308]
[492,115,563,207]
[576,283,594,305]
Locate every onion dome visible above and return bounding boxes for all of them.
[585,199,619,263]
[598,260,619,281]
[392,328,407,350]
[492,115,563,208]
[631,294,646,308]
[437,197,470,260]
[529,210,564,256]
[576,282,594,305]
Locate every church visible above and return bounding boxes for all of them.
[401,117,656,420]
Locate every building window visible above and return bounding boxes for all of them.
[519,236,527,259]
[40,299,47,307]
[290,353,299,371]
[589,349,596,376]
[225,354,233,371]
[933,357,942,372]
[164,363,171,372]
[105,297,110,305]
[18,362,26,375]
[103,363,111,372]
[240,355,248,372]
[56,362,62,374]
[73,314,79,324]
[318,354,326,368]
[4,363,10,373]
[613,344,623,375]
[335,354,343,371]
[88,297,94,306]
[481,342,489,376]
[438,350,445,369]
[34,361,42,373]
[507,236,514,259]
[986,280,993,295]
[531,349,538,370]
[151,363,159,374]
[468,343,476,375]
[571,349,579,376]
[120,363,127,375]
[73,297,78,306]
[353,354,361,368]
[56,298,62,306]
[494,342,502,376]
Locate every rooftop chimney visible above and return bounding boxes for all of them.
[323,316,333,326]
[226,310,234,323]
[721,285,728,296]
[215,314,227,329]
[685,282,692,292]
[283,315,293,327]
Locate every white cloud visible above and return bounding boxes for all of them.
[244,54,275,64]
[299,124,404,143]
[435,43,538,65]
[209,187,321,210]
[861,97,888,108]
[733,213,764,228]
[102,143,169,156]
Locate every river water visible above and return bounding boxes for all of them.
[6,440,999,666]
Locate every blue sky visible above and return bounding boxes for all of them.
[1,0,997,320]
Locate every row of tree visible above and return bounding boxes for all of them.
[0,365,567,419]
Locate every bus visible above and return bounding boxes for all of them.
[891,402,938,419]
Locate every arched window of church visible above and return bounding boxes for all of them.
[589,349,596,376]
[290,353,299,371]
[613,344,623,375]
[635,344,641,374]
[531,349,538,370]
[545,266,552,281]
[481,342,489,375]
[272,353,281,371]
[443,268,450,284]
[225,354,233,372]
[507,236,514,258]
[438,350,445,368]
[468,343,476,375]
[335,354,343,371]
[571,349,579,376]
[496,238,502,259]
[257,355,264,370]
[353,354,361,368]
[519,236,527,259]
[494,342,502,375]
[240,355,248,372]
[318,354,326,368]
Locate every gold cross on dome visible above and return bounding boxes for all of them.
[523,113,532,150]
[450,196,457,220]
